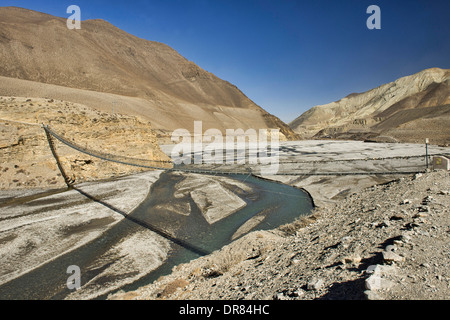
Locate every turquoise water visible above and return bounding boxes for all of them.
[0,172,313,300]
[116,172,314,297]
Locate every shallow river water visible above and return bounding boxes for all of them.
[0,171,313,300]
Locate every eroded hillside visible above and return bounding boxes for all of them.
[290,68,450,145]
[0,6,298,141]
[0,96,171,190]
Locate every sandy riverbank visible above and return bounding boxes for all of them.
[1,140,448,300]
[108,140,450,300]
[0,170,166,299]
[110,170,449,300]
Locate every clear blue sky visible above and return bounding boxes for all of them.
[2,0,450,123]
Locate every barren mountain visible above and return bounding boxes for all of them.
[0,6,298,140]
[289,68,450,145]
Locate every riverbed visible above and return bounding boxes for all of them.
[2,139,445,300]
[0,170,313,300]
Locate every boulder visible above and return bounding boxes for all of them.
[365,274,395,291]
[306,278,324,291]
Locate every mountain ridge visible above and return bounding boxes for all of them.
[289,67,450,145]
[0,6,299,140]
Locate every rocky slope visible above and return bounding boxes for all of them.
[0,96,171,190]
[0,6,298,141]
[109,170,449,300]
[289,68,450,145]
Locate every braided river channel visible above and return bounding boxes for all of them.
[0,171,313,300]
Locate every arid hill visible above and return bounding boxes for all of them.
[0,6,298,141]
[0,96,171,190]
[289,68,450,145]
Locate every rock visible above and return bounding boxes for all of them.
[307,279,324,291]
[400,234,412,243]
[366,264,397,276]
[274,292,287,300]
[364,290,383,300]
[404,222,420,230]
[365,274,395,291]
[366,265,378,274]
[341,255,362,266]
[414,212,429,218]
[422,196,433,204]
[385,245,396,252]
[390,214,405,221]
[376,221,390,229]
[401,199,411,205]
[383,251,404,264]
[290,289,305,298]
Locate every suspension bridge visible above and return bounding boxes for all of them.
[37,124,446,188]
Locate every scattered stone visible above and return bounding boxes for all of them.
[364,290,383,300]
[290,289,305,298]
[385,245,396,252]
[273,292,286,300]
[376,221,390,229]
[366,264,397,276]
[403,222,420,230]
[307,279,324,291]
[365,275,395,291]
[422,196,433,204]
[383,251,404,264]
[92,169,450,301]
[400,199,411,205]
[390,214,405,221]
[341,255,362,266]
[414,212,429,218]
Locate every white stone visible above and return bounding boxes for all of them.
[307,278,324,291]
[383,251,404,263]
[364,290,382,300]
[366,264,397,275]
[365,275,395,291]
[385,245,396,252]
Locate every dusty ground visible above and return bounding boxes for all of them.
[110,170,449,300]
[0,96,170,190]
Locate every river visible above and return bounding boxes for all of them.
[0,171,313,300]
